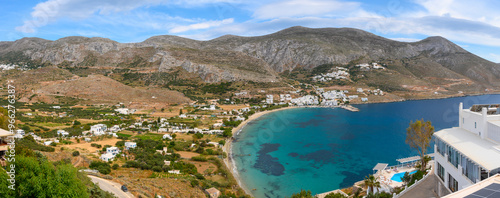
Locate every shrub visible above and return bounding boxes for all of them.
[72,151,80,156]
[90,143,102,148]
[112,164,119,170]
[192,156,208,162]
[89,161,111,175]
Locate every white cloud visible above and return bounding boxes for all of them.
[169,18,234,33]
[16,0,167,33]
[253,0,361,19]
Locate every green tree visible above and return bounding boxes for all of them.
[73,120,81,126]
[363,175,381,194]
[290,189,314,198]
[406,119,435,172]
[324,192,347,198]
[0,154,89,197]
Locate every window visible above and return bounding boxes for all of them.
[437,138,446,156]
[449,174,458,192]
[475,122,477,128]
[447,145,459,168]
[437,163,445,181]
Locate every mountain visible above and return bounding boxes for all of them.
[1,26,499,91]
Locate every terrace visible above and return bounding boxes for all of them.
[373,154,434,191]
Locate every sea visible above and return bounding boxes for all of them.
[231,94,500,198]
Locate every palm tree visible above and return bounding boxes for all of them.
[364,175,381,194]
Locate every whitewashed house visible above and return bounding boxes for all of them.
[100,153,115,162]
[163,134,173,140]
[109,125,121,132]
[168,170,180,174]
[106,147,121,156]
[57,130,69,137]
[91,124,107,136]
[434,103,500,194]
[124,142,137,150]
[16,129,25,136]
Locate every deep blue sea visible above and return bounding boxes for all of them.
[231,94,500,198]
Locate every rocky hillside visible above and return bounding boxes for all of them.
[1,26,499,87]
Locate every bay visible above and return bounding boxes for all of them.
[231,94,500,198]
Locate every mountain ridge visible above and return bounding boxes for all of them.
[0,26,499,87]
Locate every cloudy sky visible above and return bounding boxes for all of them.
[2,0,500,62]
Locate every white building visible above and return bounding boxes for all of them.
[163,134,173,140]
[16,129,25,136]
[100,153,115,162]
[109,125,121,132]
[44,141,53,146]
[91,124,107,136]
[168,170,180,174]
[106,147,121,156]
[114,108,135,115]
[266,95,274,104]
[124,142,137,150]
[57,130,69,137]
[434,103,500,194]
[235,116,246,121]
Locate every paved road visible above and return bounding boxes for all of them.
[88,175,134,198]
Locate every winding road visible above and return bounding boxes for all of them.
[88,175,134,198]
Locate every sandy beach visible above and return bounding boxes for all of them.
[222,106,303,196]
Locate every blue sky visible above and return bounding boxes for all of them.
[1,0,500,63]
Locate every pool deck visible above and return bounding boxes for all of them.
[376,165,418,189]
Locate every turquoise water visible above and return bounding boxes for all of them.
[231,94,500,198]
[391,170,417,182]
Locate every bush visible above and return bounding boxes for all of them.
[192,156,208,162]
[89,161,111,175]
[90,143,102,148]
[72,151,80,156]
[112,164,119,170]
[16,135,55,152]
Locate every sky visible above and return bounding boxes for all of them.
[1,0,500,63]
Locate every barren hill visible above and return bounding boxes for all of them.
[1,26,499,97]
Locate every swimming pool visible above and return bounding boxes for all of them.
[391,170,417,182]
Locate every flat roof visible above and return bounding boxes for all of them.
[443,174,500,198]
[0,128,13,137]
[434,127,500,171]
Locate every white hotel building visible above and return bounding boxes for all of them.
[434,103,500,193]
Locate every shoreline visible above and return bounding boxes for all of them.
[222,106,302,196]
[221,92,500,197]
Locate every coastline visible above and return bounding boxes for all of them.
[220,92,500,197]
[222,106,302,196]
